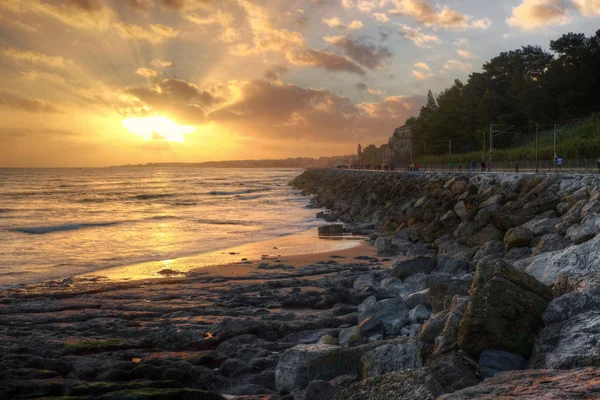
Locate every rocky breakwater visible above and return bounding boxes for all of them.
[289,169,600,399]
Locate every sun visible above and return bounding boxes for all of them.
[122,116,196,143]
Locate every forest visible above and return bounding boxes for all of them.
[368,30,600,165]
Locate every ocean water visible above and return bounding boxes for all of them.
[0,168,321,287]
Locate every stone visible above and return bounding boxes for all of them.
[357,296,408,336]
[504,226,533,251]
[377,277,409,299]
[465,224,504,248]
[360,339,423,378]
[566,215,599,244]
[438,368,600,399]
[479,194,505,209]
[318,335,339,346]
[301,380,337,400]
[454,201,467,219]
[404,290,431,310]
[472,241,504,262]
[338,326,361,346]
[333,368,445,400]
[530,218,561,236]
[530,233,570,256]
[408,304,431,324]
[530,310,600,369]
[318,225,345,235]
[275,344,338,394]
[427,280,471,314]
[417,310,448,344]
[428,351,480,393]
[478,349,527,379]
[373,237,399,257]
[514,234,600,285]
[433,296,468,356]
[458,259,552,359]
[353,275,374,291]
[390,257,438,280]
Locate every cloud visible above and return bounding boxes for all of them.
[114,22,179,43]
[0,14,41,33]
[507,0,573,30]
[2,48,75,68]
[322,17,364,30]
[373,12,390,22]
[389,0,492,30]
[264,64,289,81]
[286,49,366,75]
[573,0,600,16]
[443,59,472,71]
[151,59,172,68]
[0,98,62,113]
[20,70,66,85]
[454,37,469,46]
[412,62,433,80]
[124,0,154,10]
[323,36,392,69]
[208,79,422,142]
[398,25,441,47]
[457,49,478,59]
[136,68,158,78]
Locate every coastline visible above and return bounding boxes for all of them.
[2,169,600,400]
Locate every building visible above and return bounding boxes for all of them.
[384,125,412,167]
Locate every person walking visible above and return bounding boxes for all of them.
[557,156,563,170]
[480,161,486,173]
[515,160,520,173]
[487,162,491,173]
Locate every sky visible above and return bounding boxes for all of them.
[0,0,599,167]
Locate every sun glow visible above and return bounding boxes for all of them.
[122,116,196,143]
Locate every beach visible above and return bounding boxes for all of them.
[2,169,600,400]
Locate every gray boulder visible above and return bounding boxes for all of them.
[275,344,338,394]
[358,296,408,336]
[473,241,504,262]
[318,225,345,235]
[361,340,423,378]
[390,256,438,280]
[408,304,431,324]
[504,226,533,251]
[479,349,527,379]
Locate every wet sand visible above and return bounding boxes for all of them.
[81,228,368,282]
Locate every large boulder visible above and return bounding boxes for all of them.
[358,296,408,336]
[432,296,469,356]
[458,260,552,359]
[390,257,437,280]
[275,344,338,394]
[318,225,345,235]
[438,368,600,399]
[333,368,445,400]
[504,226,533,251]
[514,234,600,285]
[361,340,423,378]
[479,349,527,379]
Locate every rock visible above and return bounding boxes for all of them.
[390,257,438,280]
[438,368,600,399]
[427,280,471,314]
[530,233,570,256]
[353,275,374,291]
[503,246,532,263]
[357,296,408,336]
[417,310,448,344]
[333,368,445,400]
[514,234,600,285]
[428,351,480,393]
[318,335,339,346]
[479,194,505,209]
[373,237,399,257]
[404,289,431,310]
[433,296,469,356]
[377,277,409,299]
[219,358,255,378]
[301,380,337,400]
[275,344,338,394]
[465,224,504,247]
[479,349,527,379]
[361,339,423,378]
[435,241,476,275]
[454,201,467,219]
[531,310,600,369]
[458,259,552,359]
[530,218,561,236]
[543,291,600,325]
[566,215,599,244]
[352,223,374,234]
[472,241,504,262]
[408,304,431,324]
[318,225,345,235]
[504,226,533,251]
[338,326,361,346]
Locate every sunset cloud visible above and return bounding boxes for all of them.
[322,17,364,30]
[444,59,472,71]
[324,36,392,69]
[135,68,158,78]
[389,0,492,30]
[573,0,600,16]
[286,49,366,75]
[399,25,441,47]
[2,48,75,68]
[412,62,433,80]
[507,0,573,30]
[457,49,478,59]
[0,97,62,113]
[151,59,172,68]
[114,22,179,43]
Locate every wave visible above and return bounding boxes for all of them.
[0,208,12,213]
[207,188,272,196]
[131,193,175,200]
[195,219,253,226]
[12,221,122,235]
[235,195,263,201]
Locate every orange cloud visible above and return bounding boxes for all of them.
[0,97,62,113]
[389,0,492,30]
[135,68,158,78]
[2,48,75,68]
[323,36,392,70]
[322,17,364,30]
[399,25,441,47]
[507,0,573,30]
[114,22,179,43]
[286,49,366,76]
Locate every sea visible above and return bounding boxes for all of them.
[0,168,330,288]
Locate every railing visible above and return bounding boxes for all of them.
[349,159,600,173]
